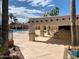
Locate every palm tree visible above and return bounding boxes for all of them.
[70,0,77,46]
[9,13,14,23]
[54,7,59,15]
[43,7,59,17]
[2,0,9,55]
[13,16,18,29]
[13,17,18,23]
[43,12,49,17]
[49,7,59,16]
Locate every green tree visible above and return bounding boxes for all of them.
[43,12,49,17]
[9,13,14,23]
[13,16,18,23]
[13,16,18,29]
[49,7,59,16]
[9,13,18,24]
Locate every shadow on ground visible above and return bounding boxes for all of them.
[7,45,25,59]
[35,36,71,45]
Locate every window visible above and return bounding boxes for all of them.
[77,17,79,19]
[45,20,47,22]
[40,20,43,22]
[44,26,46,30]
[32,21,34,23]
[51,19,53,21]
[38,26,40,29]
[56,19,58,21]
[62,18,65,20]
[49,26,50,30]
[28,21,30,23]
[36,21,38,22]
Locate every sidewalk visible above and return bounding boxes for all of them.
[13,31,66,59]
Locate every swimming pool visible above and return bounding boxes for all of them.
[10,29,28,32]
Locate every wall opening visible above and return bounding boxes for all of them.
[38,26,40,30]
[59,26,71,31]
[44,26,46,30]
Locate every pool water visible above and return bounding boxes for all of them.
[71,48,79,57]
[10,29,28,32]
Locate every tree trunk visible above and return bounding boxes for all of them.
[2,0,9,54]
[70,0,77,46]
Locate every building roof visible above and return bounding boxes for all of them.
[29,15,79,20]
[10,22,22,25]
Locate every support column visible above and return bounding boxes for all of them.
[40,26,44,36]
[47,26,50,35]
[29,24,35,41]
[76,25,79,45]
[50,26,53,35]
[53,26,58,33]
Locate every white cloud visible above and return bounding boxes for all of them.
[47,4,55,7]
[18,0,52,7]
[28,0,52,7]
[9,5,43,23]
[18,0,26,1]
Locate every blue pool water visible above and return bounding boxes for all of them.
[10,29,28,32]
[71,48,79,57]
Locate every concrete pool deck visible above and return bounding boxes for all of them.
[13,30,70,59]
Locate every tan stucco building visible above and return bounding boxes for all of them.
[29,15,79,45]
[10,22,28,29]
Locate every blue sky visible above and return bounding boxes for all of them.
[0,0,79,23]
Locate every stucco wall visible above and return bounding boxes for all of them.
[29,15,79,44]
[29,15,79,26]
